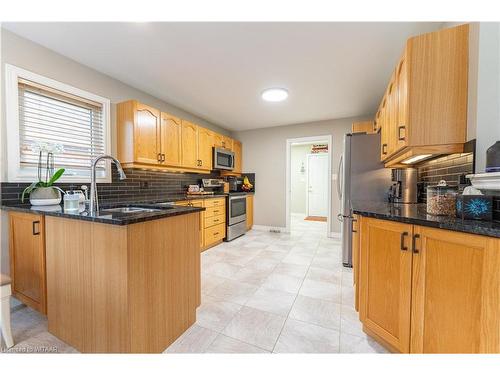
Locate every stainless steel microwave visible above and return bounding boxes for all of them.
[213,147,235,170]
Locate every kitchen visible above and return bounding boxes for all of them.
[1,8,500,367]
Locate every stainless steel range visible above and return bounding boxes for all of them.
[226,194,247,241]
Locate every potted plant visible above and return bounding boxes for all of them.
[22,142,66,205]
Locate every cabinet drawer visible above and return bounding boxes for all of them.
[204,214,225,228]
[204,198,226,208]
[205,206,225,218]
[204,223,226,247]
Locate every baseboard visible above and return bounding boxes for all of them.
[328,232,342,239]
[252,225,289,233]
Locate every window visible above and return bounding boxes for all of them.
[5,64,111,182]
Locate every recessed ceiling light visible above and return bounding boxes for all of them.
[261,88,288,102]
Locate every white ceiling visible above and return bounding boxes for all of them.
[3,22,442,131]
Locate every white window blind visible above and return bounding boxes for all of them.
[18,78,107,178]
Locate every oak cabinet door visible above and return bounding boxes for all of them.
[197,127,214,170]
[379,102,389,161]
[9,212,47,314]
[161,113,182,166]
[359,217,413,353]
[135,103,161,165]
[246,195,254,230]
[411,226,500,353]
[180,120,199,169]
[233,140,242,173]
[395,56,409,152]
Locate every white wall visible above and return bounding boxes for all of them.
[474,23,500,172]
[290,144,312,214]
[233,116,367,233]
[0,28,230,275]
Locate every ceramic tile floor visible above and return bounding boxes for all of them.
[1,214,388,354]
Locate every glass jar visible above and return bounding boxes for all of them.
[427,180,458,216]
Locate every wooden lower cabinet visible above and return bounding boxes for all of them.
[358,216,500,353]
[9,212,47,314]
[45,213,200,353]
[359,217,413,353]
[246,194,254,230]
[203,198,226,250]
[410,226,500,353]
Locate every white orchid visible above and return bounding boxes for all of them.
[31,141,65,154]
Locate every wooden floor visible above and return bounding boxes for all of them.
[304,216,327,222]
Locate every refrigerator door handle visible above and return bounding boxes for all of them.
[337,155,343,200]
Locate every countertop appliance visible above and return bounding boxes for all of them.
[339,133,392,267]
[213,147,235,171]
[388,168,417,204]
[225,194,247,241]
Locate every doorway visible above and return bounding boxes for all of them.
[286,136,332,235]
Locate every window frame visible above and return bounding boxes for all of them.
[5,64,112,183]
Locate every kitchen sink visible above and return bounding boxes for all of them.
[100,207,164,214]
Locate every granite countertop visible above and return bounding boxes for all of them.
[0,202,205,226]
[353,201,500,238]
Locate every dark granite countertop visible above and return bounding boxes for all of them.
[1,202,205,226]
[353,201,500,238]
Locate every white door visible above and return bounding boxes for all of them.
[307,153,329,217]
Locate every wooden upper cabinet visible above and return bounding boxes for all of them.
[181,120,199,169]
[352,121,376,134]
[117,100,241,173]
[214,133,233,151]
[135,102,162,165]
[232,140,242,173]
[395,57,409,152]
[376,24,469,163]
[9,212,47,314]
[197,127,214,170]
[410,226,500,353]
[359,217,413,353]
[161,112,182,167]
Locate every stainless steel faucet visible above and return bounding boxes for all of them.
[89,155,127,215]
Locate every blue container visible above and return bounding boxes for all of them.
[456,195,493,221]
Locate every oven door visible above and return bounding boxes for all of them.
[228,195,246,225]
[213,147,235,170]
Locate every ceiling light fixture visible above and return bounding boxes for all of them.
[261,88,289,102]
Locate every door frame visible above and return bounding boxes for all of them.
[305,153,329,218]
[285,135,332,235]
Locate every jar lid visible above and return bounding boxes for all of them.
[428,180,458,192]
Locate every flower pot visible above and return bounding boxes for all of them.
[29,187,62,206]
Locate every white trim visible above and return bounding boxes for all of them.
[286,135,333,235]
[328,232,342,239]
[5,64,112,183]
[466,172,500,191]
[252,225,289,233]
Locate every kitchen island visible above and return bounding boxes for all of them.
[3,203,204,353]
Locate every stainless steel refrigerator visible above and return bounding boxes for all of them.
[338,133,392,267]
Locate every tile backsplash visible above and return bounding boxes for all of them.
[416,153,474,203]
[0,166,219,205]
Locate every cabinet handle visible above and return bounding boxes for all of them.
[398,126,406,141]
[412,234,420,254]
[214,232,219,236]
[400,231,408,251]
[157,153,162,162]
[382,144,387,155]
[214,219,219,223]
[161,154,165,162]
[351,218,357,233]
[32,221,40,235]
